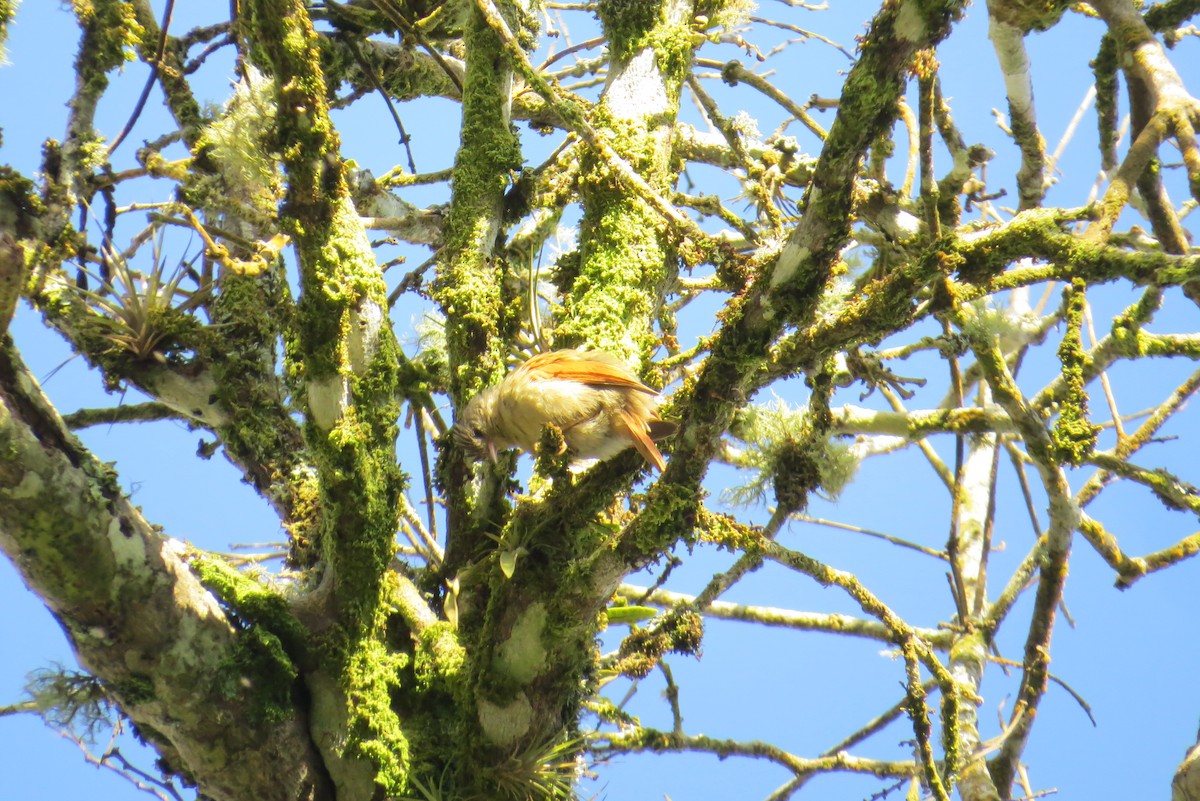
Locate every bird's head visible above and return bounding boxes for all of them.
[453,386,501,462]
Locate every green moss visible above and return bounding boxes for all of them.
[651,17,697,92]
[555,115,671,356]
[948,208,1086,284]
[207,272,290,445]
[189,556,307,724]
[313,338,406,621]
[111,674,156,705]
[431,3,523,402]
[218,626,299,725]
[344,637,411,795]
[244,0,406,640]
[596,0,661,63]
[284,468,322,566]
[317,466,398,624]
[613,609,703,678]
[551,1,707,358]
[554,201,667,354]
[625,480,703,555]
[414,622,466,690]
[73,0,144,79]
[1052,279,1100,464]
[1108,290,1163,358]
[191,555,309,654]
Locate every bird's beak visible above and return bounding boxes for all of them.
[487,441,499,463]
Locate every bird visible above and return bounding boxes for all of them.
[454,348,676,471]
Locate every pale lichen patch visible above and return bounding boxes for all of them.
[495,602,547,685]
[478,693,534,747]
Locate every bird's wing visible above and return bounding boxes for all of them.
[523,350,658,394]
[647,419,678,441]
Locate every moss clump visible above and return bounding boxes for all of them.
[413,622,466,691]
[343,638,411,794]
[207,270,289,441]
[553,177,668,356]
[218,625,299,725]
[613,610,704,678]
[431,3,523,404]
[191,555,309,652]
[317,400,405,629]
[73,0,145,75]
[619,479,702,556]
[189,556,308,725]
[596,0,661,63]
[283,468,322,567]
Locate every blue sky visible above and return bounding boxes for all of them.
[3,2,1200,800]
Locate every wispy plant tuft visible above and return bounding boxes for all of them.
[24,665,116,744]
[724,398,858,514]
[201,66,283,220]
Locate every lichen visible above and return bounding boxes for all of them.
[723,398,859,514]
[196,68,284,221]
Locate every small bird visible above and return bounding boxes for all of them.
[454,349,676,471]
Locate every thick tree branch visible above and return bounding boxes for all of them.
[0,340,330,801]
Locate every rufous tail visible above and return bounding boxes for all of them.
[618,410,667,471]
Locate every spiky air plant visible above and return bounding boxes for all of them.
[395,736,582,801]
[73,234,212,364]
[489,734,584,801]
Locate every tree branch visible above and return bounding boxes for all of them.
[0,340,330,801]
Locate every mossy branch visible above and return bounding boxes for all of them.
[62,401,183,429]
